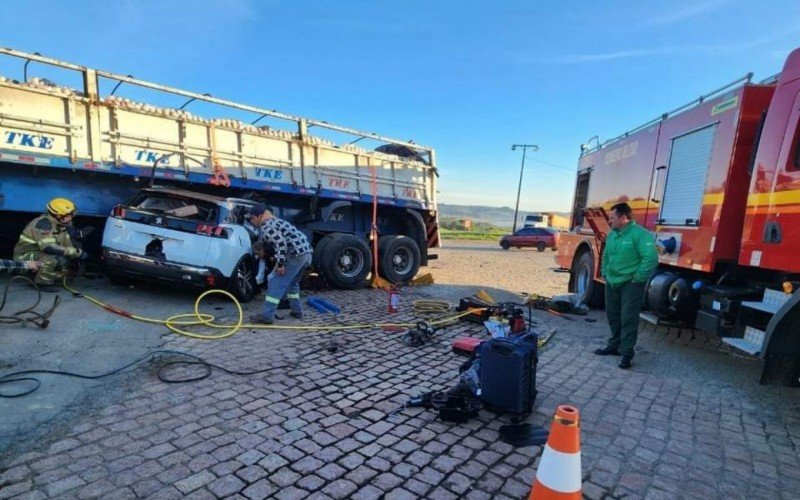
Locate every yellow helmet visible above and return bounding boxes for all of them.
[47,198,76,217]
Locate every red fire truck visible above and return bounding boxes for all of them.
[556,47,800,386]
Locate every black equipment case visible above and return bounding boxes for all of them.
[479,333,538,421]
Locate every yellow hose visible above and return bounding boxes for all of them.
[412,300,451,315]
[62,280,483,340]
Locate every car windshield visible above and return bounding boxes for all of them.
[128,194,218,223]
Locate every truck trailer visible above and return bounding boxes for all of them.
[0,48,440,288]
[557,47,800,386]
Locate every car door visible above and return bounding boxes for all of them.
[528,228,543,246]
[517,228,536,246]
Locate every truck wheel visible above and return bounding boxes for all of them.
[378,235,421,285]
[501,241,510,250]
[537,242,546,252]
[647,273,679,316]
[761,289,800,386]
[229,256,257,302]
[569,251,604,308]
[313,234,340,272]
[321,234,372,289]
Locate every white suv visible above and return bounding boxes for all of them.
[101,187,261,301]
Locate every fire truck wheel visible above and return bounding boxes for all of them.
[321,234,372,289]
[378,235,421,284]
[647,273,680,316]
[537,242,546,252]
[570,251,604,308]
[760,289,800,386]
[228,256,258,302]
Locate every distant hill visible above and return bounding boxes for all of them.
[438,203,569,229]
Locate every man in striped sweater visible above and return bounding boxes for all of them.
[246,204,313,324]
[1,259,42,274]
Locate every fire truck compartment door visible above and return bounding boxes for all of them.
[658,123,718,226]
[583,207,610,242]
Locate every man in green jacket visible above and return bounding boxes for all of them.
[594,202,659,369]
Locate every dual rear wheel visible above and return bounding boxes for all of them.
[314,233,421,289]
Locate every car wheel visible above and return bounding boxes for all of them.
[321,234,372,289]
[501,240,510,250]
[569,250,604,308]
[229,256,257,302]
[378,235,421,285]
[537,242,546,252]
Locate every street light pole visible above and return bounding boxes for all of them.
[511,144,538,233]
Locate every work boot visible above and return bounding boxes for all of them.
[249,314,274,325]
[619,355,633,369]
[594,347,620,356]
[290,311,302,319]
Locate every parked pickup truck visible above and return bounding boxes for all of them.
[102,187,261,301]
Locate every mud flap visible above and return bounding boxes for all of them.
[760,289,800,387]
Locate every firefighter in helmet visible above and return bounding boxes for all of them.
[13,198,88,291]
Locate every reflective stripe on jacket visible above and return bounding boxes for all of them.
[13,214,76,258]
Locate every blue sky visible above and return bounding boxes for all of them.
[1,0,796,212]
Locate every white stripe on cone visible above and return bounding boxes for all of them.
[535,444,582,493]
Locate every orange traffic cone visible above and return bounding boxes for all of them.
[529,405,582,499]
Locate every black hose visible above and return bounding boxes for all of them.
[0,350,297,398]
[0,276,60,328]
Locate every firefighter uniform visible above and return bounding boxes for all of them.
[13,199,82,286]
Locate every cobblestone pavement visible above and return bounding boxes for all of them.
[1,281,799,499]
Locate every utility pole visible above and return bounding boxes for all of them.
[511,144,538,233]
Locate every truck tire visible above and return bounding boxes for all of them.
[321,234,372,289]
[228,256,258,302]
[647,272,679,316]
[569,251,604,308]
[313,234,340,272]
[537,242,546,252]
[761,289,800,387]
[378,235,421,285]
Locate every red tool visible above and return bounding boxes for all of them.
[452,337,484,357]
